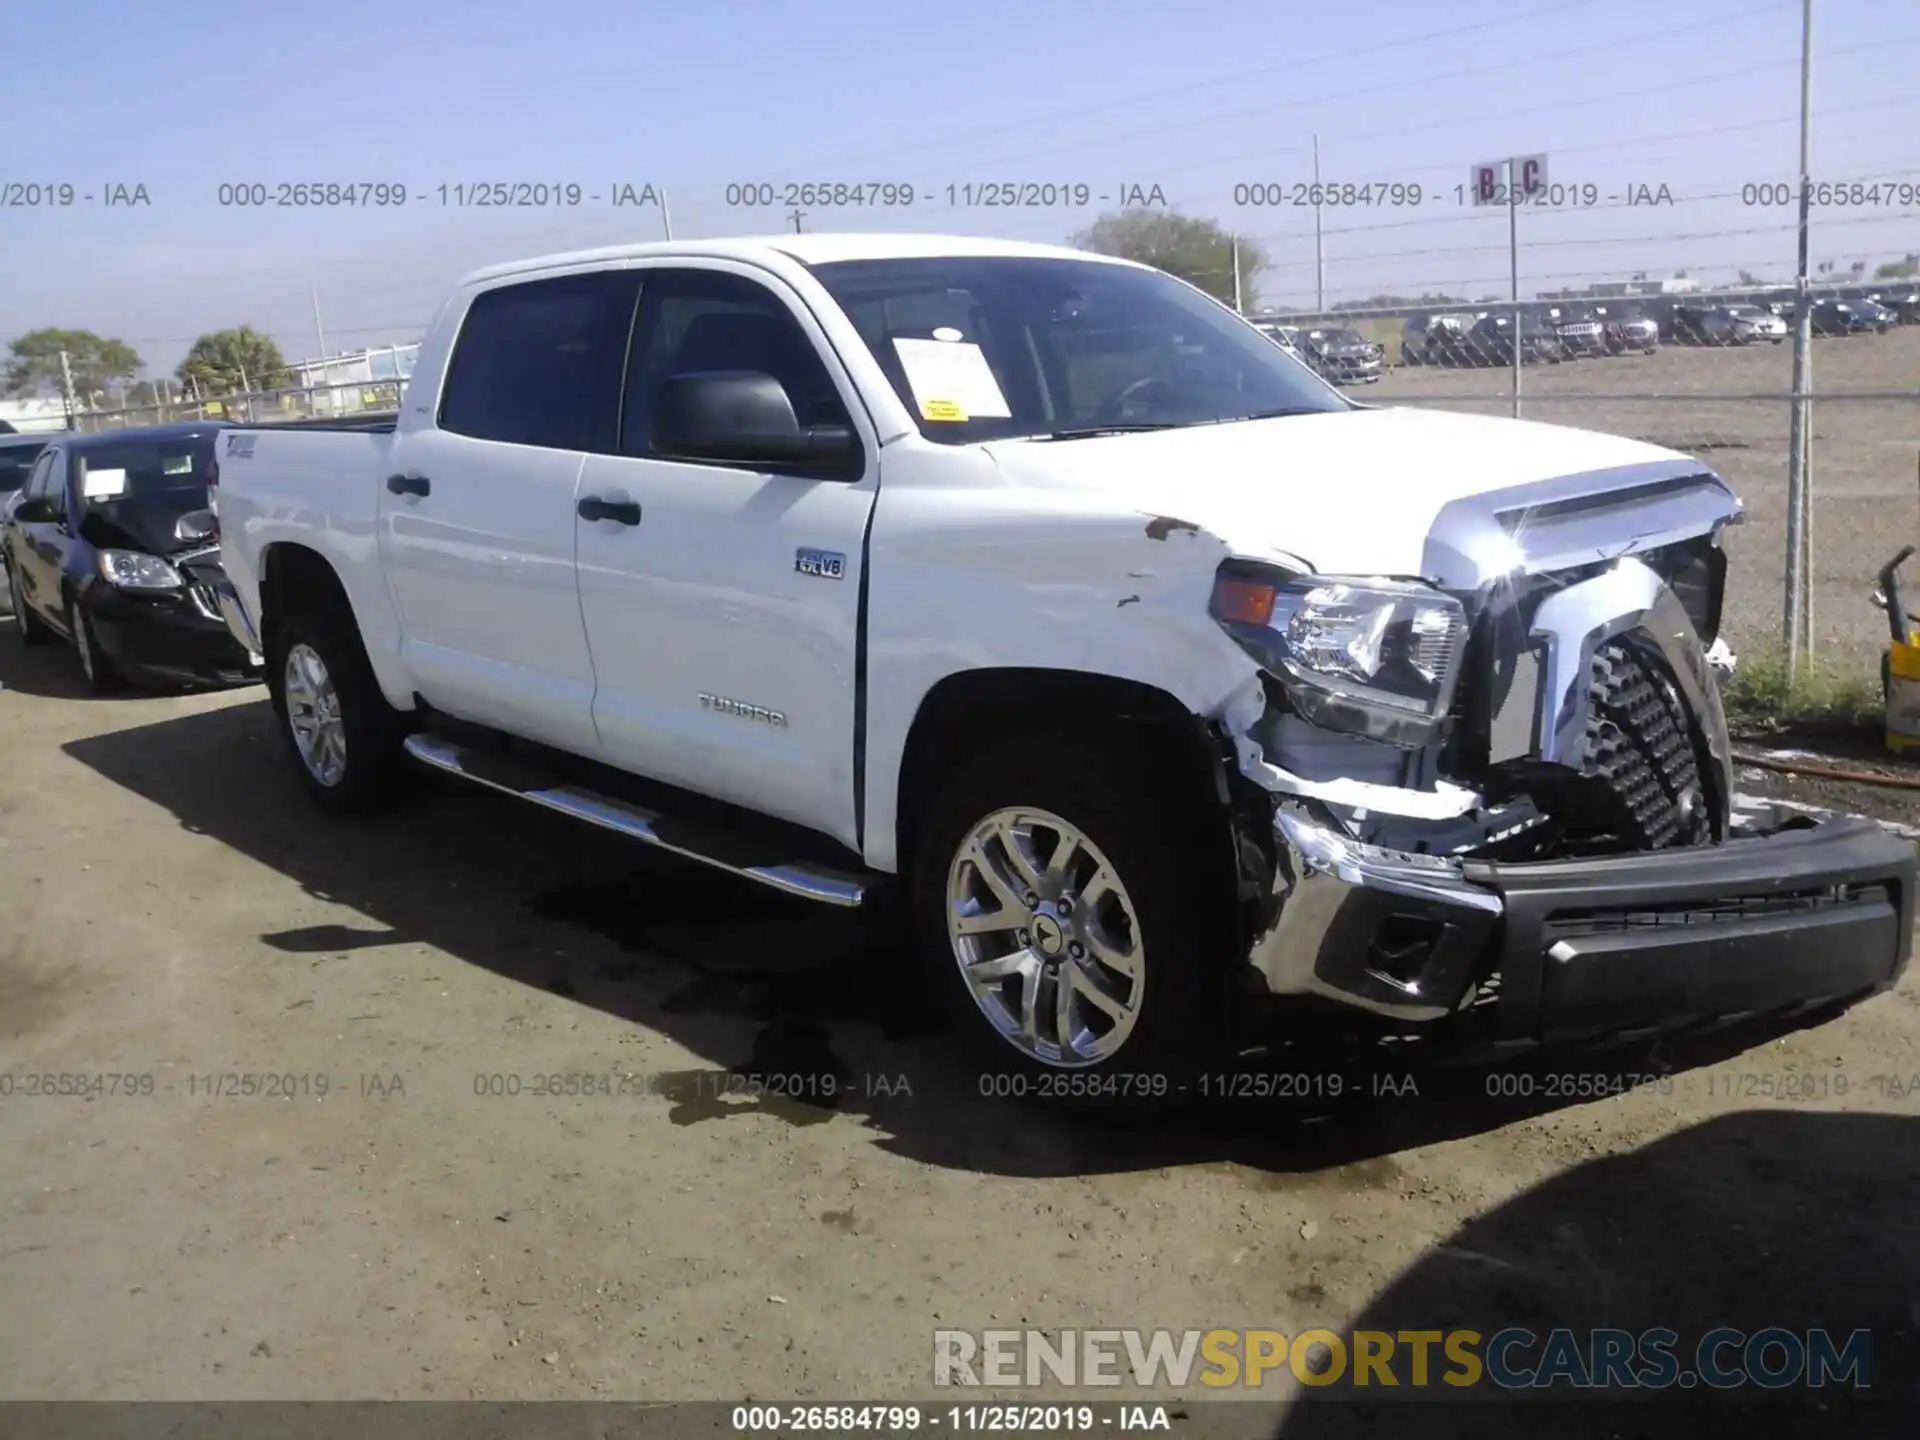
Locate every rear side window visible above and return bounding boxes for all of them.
[439,273,627,450]
[0,443,47,494]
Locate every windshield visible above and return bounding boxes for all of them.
[808,256,1348,442]
[72,435,216,515]
[1313,329,1367,346]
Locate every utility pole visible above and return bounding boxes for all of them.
[659,188,673,240]
[311,285,328,365]
[1508,157,1522,420]
[787,208,805,234]
[58,349,78,430]
[1783,0,1817,676]
[1311,133,1325,312]
[1231,236,1243,313]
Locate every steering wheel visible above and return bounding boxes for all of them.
[1095,376,1173,423]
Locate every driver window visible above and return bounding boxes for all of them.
[620,270,849,458]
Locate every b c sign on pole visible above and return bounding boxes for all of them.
[1470,154,1548,205]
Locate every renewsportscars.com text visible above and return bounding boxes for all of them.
[933,1327,1873,1391]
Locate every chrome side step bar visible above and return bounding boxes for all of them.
[401,734,870,907]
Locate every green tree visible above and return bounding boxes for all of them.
[4,328,144,399]
[1068,211,1270,307]
[176,327,289,394]
[1873,254,1917,280]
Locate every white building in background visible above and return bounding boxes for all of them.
[277,343,419,416]
[0,396,77,433]
[285,343,418,390]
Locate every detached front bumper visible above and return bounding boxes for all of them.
[1250,802,1914,1045]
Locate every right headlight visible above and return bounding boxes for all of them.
[1211,564,1468,746]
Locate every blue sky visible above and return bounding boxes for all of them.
[5,0,1917,378]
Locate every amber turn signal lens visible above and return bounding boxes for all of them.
[1212,577,1277,626]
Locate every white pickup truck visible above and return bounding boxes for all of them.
[210,232,1912,1089]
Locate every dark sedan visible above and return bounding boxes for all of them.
[1810,299,1880,336]
[0,431,56,615]
[2,423,263,691]
[1874,290,1920,324]
[1467,314,1565,365]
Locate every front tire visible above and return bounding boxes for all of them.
[909,735,1234,1098]
[267,611,410,814]
[69,599,120,693]
[9,562,49,645]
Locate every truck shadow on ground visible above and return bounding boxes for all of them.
[1267,1112,1920,1439]
[58,689,1897,1181]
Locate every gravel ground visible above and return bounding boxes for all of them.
[1367,324,1920,674]
[4,635,1920,1432]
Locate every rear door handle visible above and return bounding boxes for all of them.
[386,473,430,497]
[577,496,641,526]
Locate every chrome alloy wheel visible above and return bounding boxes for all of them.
[945,807,1145,1067]
[284,642,347,787]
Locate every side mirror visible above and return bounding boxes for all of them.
[652,371,857,470]
[11,496,53,524]
[174,508,218,544]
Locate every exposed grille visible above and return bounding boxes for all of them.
[187,580,221,620]
[1573,638,1713,850]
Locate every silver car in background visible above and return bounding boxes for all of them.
[1725,303,1788,343]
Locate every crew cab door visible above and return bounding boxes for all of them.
[378,268,636,754]
[572,264,878,848]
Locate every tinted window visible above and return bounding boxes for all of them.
[811,256,1345,444]
[0,441,48,494]
[620,269,850,456]
[440,274,626,450]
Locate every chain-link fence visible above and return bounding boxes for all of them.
[1246,293,1920,671]
[61,377,403,435]
[1375,385,1919,672]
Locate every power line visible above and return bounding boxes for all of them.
[720,0,1616,181]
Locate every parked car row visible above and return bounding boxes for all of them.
[1255,284,1920,380]
[0,422,262,691]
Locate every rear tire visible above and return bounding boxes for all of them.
[909,733,1235,1106]
[9,562,49,646]
[267,610,411,815]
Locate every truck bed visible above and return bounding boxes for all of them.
[254,413,398,433]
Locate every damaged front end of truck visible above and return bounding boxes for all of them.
[1205,459,1915,1053]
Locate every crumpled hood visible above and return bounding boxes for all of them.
[980,405,1694,577]
[78,497,213,559]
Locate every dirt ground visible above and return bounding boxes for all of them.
[3,633,1920,1433]
[1369,324,1920,675]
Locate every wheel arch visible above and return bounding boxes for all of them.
[255,540,413,712]
[889,666,1234,885]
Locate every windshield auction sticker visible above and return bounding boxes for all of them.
[893,337,1011,421]
[80,467,128,499]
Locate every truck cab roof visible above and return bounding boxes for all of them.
[452,233,1145,293]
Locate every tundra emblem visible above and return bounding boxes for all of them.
[795,548,845,580]
[699,693,788,728]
